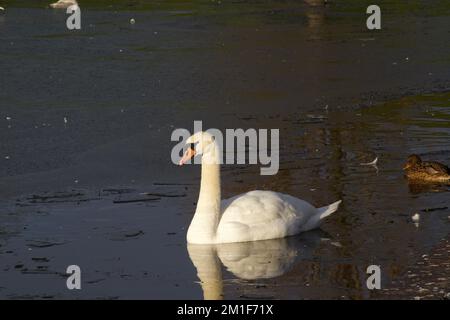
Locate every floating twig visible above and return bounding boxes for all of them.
[421,207,448,212]
[139,192,186,198]
[113,196,160,204]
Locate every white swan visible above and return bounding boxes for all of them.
[49,0,78,9]
[179,131,342,244]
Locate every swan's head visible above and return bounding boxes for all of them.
[179,131,218,165]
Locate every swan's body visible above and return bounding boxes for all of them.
[214,190,340,243]
[180,132,341,244]
[49,0,77,9]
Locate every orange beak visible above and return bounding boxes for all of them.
[179,147,196,166]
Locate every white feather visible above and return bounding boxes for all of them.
[360,156,378,166]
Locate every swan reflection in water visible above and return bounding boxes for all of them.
[187,231,325,300]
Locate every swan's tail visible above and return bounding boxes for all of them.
[302,200,342,232]
[317,200,342,219]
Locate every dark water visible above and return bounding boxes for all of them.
[0,1,449,299]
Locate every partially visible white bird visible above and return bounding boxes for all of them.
[0,6,5,12]
[49,0,78,9]
[412,213,420,222]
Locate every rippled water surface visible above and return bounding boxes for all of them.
[0,1,449,299]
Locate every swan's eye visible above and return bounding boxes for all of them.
[191,142,200,154]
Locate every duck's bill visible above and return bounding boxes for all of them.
[179,147,196,166]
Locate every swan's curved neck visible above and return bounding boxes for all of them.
[187,145,221,244]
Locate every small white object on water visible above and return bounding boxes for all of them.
[412,213,420,223]
[74,179,79,184]
[6,116,11,121]
[360,156,378,166]
[130,18,135,25]
[330,241,342,248]
[64,117,68,124]
[0,6,4,11]
[5,155,10,160]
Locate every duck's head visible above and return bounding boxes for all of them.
[179,131,218,165]
[403,154,422,170]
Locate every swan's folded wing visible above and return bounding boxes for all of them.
[217,191,313,242]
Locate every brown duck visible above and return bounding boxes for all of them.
[403,154,450,182]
